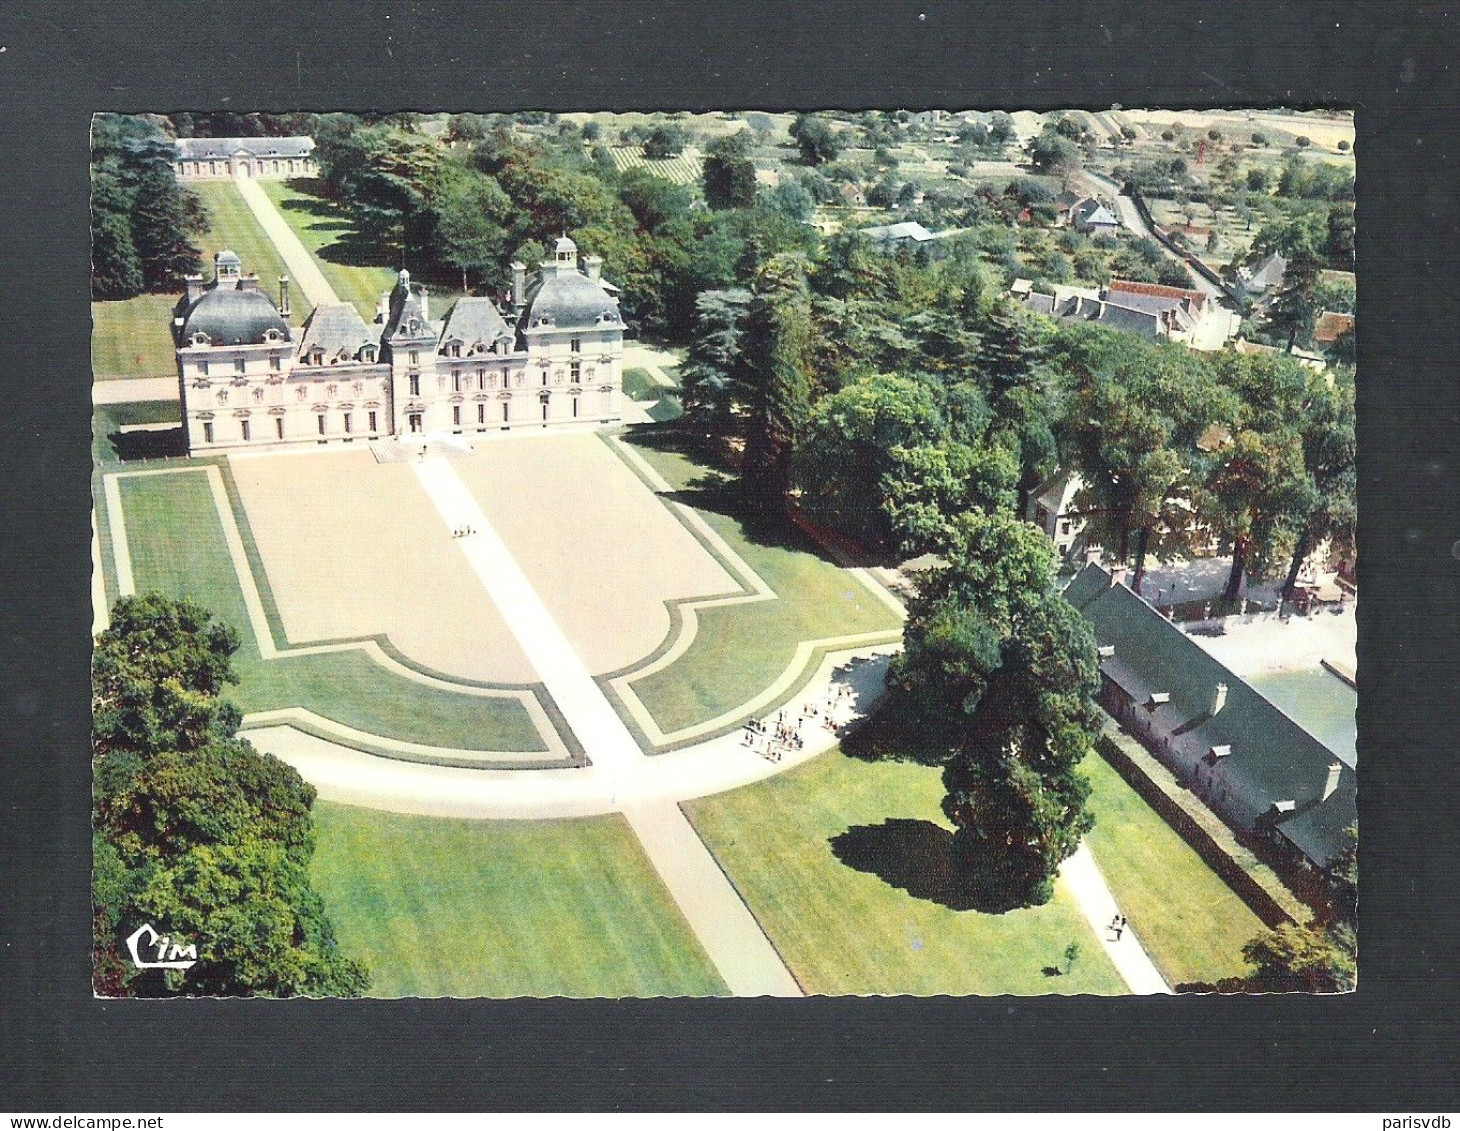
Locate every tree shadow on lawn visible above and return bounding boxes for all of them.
[840,709,956,768]
[829,818,1030,914]
[622,424,839,559]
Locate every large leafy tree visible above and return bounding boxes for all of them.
[92,595,367,998]
[702,131,758,210]
[888,513,1102,905]
[679,288,752,435]
[1242,921,1356,993]
[430,164,513,292]
[91,172,144,299]
[741,254,817,507]
[790,114,843,166]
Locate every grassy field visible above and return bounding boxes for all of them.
[110,468,547,752]
[311,802,726,998]
[620,437,903,736]
[684,744,1126,995]
[1081,751,1264,987]
[256,179,401,319]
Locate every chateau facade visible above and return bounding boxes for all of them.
[173,237,624,454]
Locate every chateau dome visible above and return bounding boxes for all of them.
[177,285,291,347]
[522,270,621,331]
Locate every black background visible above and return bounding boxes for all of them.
[1,0,1456,1112]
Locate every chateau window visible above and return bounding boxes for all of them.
[241,419,251,442]
[199,360,210,376]
[451,343,461,358]
[318,414,326,435]
[453,371,462,392]
[502,368,510,386]
[368,411,378,432]
[571,337,581,353]
[570,362,581,383]
[363,348,375,363]
[202,421,214,443]
[452,405,461,428]
[235,358,246,374]
[502,402,510,423]
[275,417,285,440]
[477,403,485,425]
[408,350,420,366]
[344,413,353,434]
[542,372,549,386]
[409,375,420,396]
[477,369,485,390]
[270,356,281,371]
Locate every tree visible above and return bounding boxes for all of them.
[430,165,512,291]
[679,288,752,435]
[1063,941,1081,975]
[1268,248,1322,350]
[1243,922,1355,993]
[92,594,242,762]
[92,594,367,998]
[1028,132,1080,179]
[1280,372,1356,600]
[1202,425,1312,603]
[889,512,1102,906]
[1155,259,1196,288]
[91,173,144,299]
[791,114,843,166]
[703,131,758,210]
[741,255,816,506]
[988,113,1017,148]
[643,124,688,159]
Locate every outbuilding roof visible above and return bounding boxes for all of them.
[175,136,314,160]
[1063,563,1356,870]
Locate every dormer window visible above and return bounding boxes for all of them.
[1145,692,1170,710]
[362,348,375,363]
[264,329,281,343]
[191,332,208,347]
[451,342,462,358]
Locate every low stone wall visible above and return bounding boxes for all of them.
[1095,715,1311,928]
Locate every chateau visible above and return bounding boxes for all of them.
[172,236,624,454]
[172,136,316,180]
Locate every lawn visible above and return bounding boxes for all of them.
[92,400,182,464]
[621,367,662,401]
[1081,750,1264,987]
[618,436,903,737]
[684,745,1127,995]
[310,801,726,998]
[111,467,548,753]
[256,178,401,319]
[92,179,309,381]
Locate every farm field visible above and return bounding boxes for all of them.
[311,802,726,998]
[607,145,704,186]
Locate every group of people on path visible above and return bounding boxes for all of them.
[451,525,476,539]
[1109,913,1129,942]
[739,682,860,764]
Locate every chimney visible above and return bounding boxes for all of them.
[584,254,603,281]
[377,291,390,324]
[1111,565,1129,588]
[278,275,291,318]
[1322,761,1343,802]
[511,260,527,316]
[419,284,429,323]
[1212,682,1228,716]
[185,274,205,304]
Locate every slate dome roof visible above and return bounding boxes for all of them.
[178,285,291,346]
[522,270,621,330]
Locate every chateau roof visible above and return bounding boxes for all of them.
[176,282,290,347]
[439,297,512,351]
[297,303,376,360]
[522,268,622,331]
[175,136,314,160]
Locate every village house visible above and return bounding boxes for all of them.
[1063,562,1356,880]
[172,136,316,179]
[1235,250,1288,301]
[1015,278,1240,350]
[173,236,623,454]
[1314,310,1356,347]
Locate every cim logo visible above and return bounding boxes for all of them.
[125,923,199,971]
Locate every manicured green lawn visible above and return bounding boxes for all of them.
[621,367,661,401]
[310,802,727,998]
[191,181,307,318]
[91,292,180,381]
[92,400,182,464]
[113,468,546,753]
[1081,751,1264,987]
[256,179,400,319]
[684,746,1127,995]
[620,438,903,736]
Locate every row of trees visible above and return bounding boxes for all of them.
[93,595,367,997]
[91,115,208,298]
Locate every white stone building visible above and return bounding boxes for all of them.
[174,236,623,454]
[172,136,316,179]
